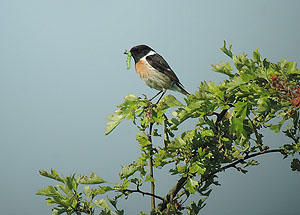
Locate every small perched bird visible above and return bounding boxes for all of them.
[127,45,189,102]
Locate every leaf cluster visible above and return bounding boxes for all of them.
[38,42,300,214]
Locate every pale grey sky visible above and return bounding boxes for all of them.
[0,1,299,214]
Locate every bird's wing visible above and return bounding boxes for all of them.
[146,54,180,83]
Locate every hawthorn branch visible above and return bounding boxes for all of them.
[148,121,155,210]
[200,148,285,184]
[222,148,284,171]
[157,176,188,211]
[124,188,164,201]
[157,148,285,212]
[163,113,170,150]
[216,108,229,124]
[158,108,230,211]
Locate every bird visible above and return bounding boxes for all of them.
[127,45,189,102]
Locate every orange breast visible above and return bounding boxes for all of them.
[135,59,150,79]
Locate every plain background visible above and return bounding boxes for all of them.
[1,1,299,214]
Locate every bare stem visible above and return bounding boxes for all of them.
[124,187,164,201]
[148,122,155,210]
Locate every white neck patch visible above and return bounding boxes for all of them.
[140,50,156,61]
[146,50,156,56]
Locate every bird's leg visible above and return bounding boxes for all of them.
[149,91,163,102]
[155,89,167,104]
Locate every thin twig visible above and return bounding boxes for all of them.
[221,149,284,172]
[199,148,285,185]
[124,188,164,201]
[163,113,170,150]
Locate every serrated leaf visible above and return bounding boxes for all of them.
[253,49,261,63]
[212,61,234,77]
[201,129,214,137]
[119,163,139,179]
[220,40,233,58]
[36,185,60,197]
[167,140,182,151]
[269,124,281,133]
[174,136,186,145]
[190,162,206,175]
[105,112,126,135]
[93,199,111,211]
[57,183,73,197]
[84,186,91,198]
[122,163,145,179]
[123,93,138,102]
[158,94,184,110]
[39,169,63,183]
[136,132,152,150]
[52,208,66,215]
[186,178,198,194]
[145,174,155,182]
[80,172,106,184]
[94,186,114,195]
[230,117,244,139]
[107,194,124,215]
[286,61,297,75]
[245,160,260,167]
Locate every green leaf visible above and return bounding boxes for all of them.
[230,117,244,139]
[257,97,270,113]
[39,169,63,183]
[94,186,114,195]
[201,129,214,137]
[234,101,248,118]
[145,174,155,182]
[190,162,206,175]
[174,136,186,146]
[167,139,183,151]
[36,185,61,197]
[119,161,147,179]
[84,185,91,199]
[52,208,66,215]
[57,183,73,197]
[253,49,261,63]
[105,94,142,135]
[119,166,135,179]
[245,160,260,167]
[93,199,111,211]
[186,178,198,194]
[136,132,152,150]
[80,172,106,184]
[114,179,130,191]
[286,61,297,75]
[211,61,234,78]
[107,195,124,215]
[158,94,184,110]
[105,110,126,135]
[220,40,233,58]
[269,124,281,133]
